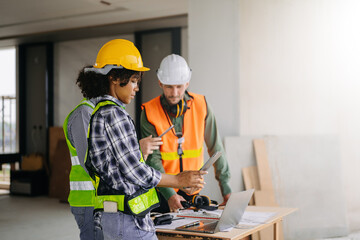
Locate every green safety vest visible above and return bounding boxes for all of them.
[63,99,96,207]
[87,100,159,217]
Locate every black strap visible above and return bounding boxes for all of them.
[177,132,184,172]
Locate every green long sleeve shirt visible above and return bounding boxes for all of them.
[140,92,231,200]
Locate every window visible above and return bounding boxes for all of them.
[0,47,16,190]
[0,47,17,154]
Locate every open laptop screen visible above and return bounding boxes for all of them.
[176,189,255,233]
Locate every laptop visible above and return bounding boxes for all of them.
[175,189,254,234]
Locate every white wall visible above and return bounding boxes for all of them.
[225,135,349,239]
[188,0,240,138]
[239,0,360,232]
[188,0,360,235]
[54,34,135,126]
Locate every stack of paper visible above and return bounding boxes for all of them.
[176,209,222,220]
[236,211,276,229]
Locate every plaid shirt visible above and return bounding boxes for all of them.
[88,95,161,232]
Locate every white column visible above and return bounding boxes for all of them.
[188,0,241,137]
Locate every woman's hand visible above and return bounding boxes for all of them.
[139,135,162,160]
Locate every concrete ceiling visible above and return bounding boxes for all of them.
[0,0,188,47]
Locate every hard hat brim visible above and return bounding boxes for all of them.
[85,65,150,75]
[136,66,150,72]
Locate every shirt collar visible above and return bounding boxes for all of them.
[93,95,126,109]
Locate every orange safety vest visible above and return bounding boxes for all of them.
[142,92,207,177]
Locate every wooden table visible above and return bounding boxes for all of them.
[156,206,297,240]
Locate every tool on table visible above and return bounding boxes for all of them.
[154,214,185,226]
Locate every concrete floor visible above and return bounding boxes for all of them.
[1,191,360,240]
[0,192,79,240]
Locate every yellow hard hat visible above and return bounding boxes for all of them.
[90,39,149,74]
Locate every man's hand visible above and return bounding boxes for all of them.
[167,194,186,212]
[220,193,231,206]
[176,170,207,189]
[182,187,202,195]
[157,170,207,189]
[139,135,162,160]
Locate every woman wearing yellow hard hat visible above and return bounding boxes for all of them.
[73,39,207,240]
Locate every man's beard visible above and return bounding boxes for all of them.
[167,95,183,106]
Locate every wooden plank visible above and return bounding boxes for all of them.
[242,166,260,190]
[254,191,278,207]
[242,166,259,206]
[253,139,283,240]
[253,139,274,192]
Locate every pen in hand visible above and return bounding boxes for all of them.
[159,125,174,138]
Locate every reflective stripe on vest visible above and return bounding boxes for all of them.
[127,188,159,215]
[89,100,159,215]
[160,147,203,161]
[70,181,95,190]
[63,98,96,207]
[142,92,207,175]
[71,156,80,165]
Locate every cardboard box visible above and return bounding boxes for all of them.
[21,153,44,171]
[48,139,71,202]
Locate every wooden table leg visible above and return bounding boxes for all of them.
[273,221,280,240]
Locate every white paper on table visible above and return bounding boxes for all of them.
[236,211,277,228]
[176,209,222,219]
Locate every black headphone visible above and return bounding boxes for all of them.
[167,98,188,118]
[181,195,219,211]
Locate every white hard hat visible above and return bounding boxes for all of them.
[157,54,192,85]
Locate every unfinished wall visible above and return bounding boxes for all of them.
[188,0,360,236]
[224,136,348,239]
[238,0,360,232]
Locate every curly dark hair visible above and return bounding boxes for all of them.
[76,66,143,99]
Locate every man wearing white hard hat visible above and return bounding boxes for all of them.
[140,54,232,213]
